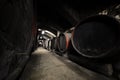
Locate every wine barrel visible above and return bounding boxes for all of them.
[48,39,51,50]
[72,15,120,59]
[51,37,58,51]
[51,38,55,50]
[67,40,112,75]
[57,33,71,53]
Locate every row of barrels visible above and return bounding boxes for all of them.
[52,15,120,61]
[45,15,120,76]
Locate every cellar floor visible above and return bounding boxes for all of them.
[19,47,112,80]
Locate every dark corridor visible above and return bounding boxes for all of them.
[0,0,120,80]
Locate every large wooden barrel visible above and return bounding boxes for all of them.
[57,33,71,53]
[67,40,112,75]
[51,37,58,51]
[51,38,55,50]
[72,15,120,59]
[48,39,51,50]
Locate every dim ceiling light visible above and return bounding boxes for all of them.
[38,28,42,31]
[42,31,45,34]
[45,30,56,37]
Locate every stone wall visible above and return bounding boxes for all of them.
[0,0,35,80]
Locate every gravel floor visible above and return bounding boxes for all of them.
[19,47,112,80]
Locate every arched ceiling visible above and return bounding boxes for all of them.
[34,0,120,33]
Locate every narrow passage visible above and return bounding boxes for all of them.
[19,48,111,80]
